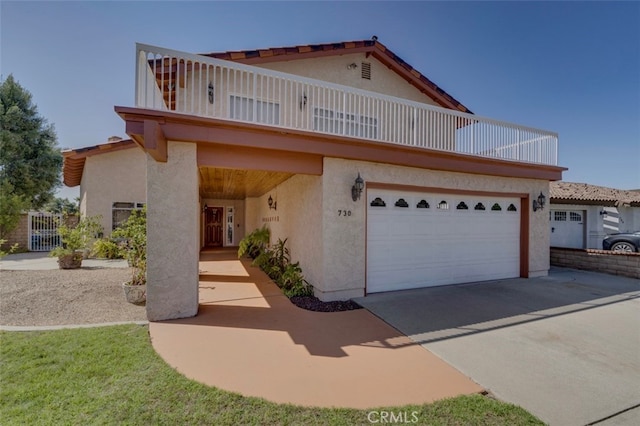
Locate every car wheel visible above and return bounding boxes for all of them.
[610,242,637,252]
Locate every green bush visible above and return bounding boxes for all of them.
[253,237,289,282]
[92,238,124,259]
[244,233,314,298]
[111,207,146,285]
[49,215,103,258]
[0,239,18,258]
[238,225,270,259]
[280,262,313,298]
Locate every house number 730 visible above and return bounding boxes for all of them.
[338,210,352,217]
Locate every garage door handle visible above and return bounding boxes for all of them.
[551,227,555,232]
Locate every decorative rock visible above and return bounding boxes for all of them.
[122,283,146,304]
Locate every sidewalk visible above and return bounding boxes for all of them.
[1,251,128,270]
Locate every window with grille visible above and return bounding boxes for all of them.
[229,95,280,125]
[437,200,449,210]
[554,211,567,221]
[313,108,378,139]
[112,202,145,230]
[570,212,582,221]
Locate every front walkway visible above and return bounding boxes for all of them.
[148,249,483,409]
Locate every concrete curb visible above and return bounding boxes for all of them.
[0,321,149,332]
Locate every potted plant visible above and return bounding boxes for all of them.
[112,207,146,304]
[49,216,102,269]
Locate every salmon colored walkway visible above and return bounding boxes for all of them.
[149,249,483,409]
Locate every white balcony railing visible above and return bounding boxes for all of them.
[136,43,558,166]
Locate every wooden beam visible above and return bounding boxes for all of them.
[197,144,323,175]
[114,106,566,181]
[144,120,167,162]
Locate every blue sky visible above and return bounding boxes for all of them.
[2,1,639,201]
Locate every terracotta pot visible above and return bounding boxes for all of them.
[58,253,83,269]
[122,282,146,304]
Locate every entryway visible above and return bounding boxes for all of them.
[204,206,224,247]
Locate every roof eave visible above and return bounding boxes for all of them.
[62,139,137,187]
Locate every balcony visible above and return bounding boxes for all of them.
[135,43,558,166]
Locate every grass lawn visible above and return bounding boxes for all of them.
[0,325,543,425]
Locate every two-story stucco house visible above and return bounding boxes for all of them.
[64,38,565,321]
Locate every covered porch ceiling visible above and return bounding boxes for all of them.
[199,167,293,200]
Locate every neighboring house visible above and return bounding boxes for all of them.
[66,38,566,321]
[550,181,640,249]
[63,136,147,235]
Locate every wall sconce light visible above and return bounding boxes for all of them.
[352,173,364,201]
[268,195,277,211]
[347,63,358,70]
[532,192,546,212]
[599,210,607,216]
[202,204,208,213]
[208,82,214,104]
[299,93,307,110]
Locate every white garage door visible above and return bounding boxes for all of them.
[367,189,521,293]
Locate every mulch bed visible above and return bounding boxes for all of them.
[289,296,362,312]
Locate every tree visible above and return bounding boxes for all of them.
[0,181,28,238]
[0,74,62,236]
[45,197,79,216]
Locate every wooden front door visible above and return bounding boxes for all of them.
[204,207,224,247]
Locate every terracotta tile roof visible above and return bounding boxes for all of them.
[550,181,640,207]
[201,39,472,114]
[62,138,137,187]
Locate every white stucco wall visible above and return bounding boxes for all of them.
[79,147,147,235]
[178,53,456,150]
[256,53,440,106]
[181,53,439,116]
[618,206,640,233]
[146,142,199,321]
[243,175,324,292]
[244,197,261,233]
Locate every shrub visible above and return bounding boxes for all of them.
[253,237,289,282]
[243,233,314,298]
[49,215,103,258]
[280,262,314,298]
[238,225,270,259]
[92,238,124,259]
[112,207,146,285]
[0,239,18,258]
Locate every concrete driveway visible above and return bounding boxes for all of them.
[355,268,640,426]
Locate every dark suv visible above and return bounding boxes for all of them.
[603,232,640,252]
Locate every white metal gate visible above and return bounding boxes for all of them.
[28,212,62,251]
